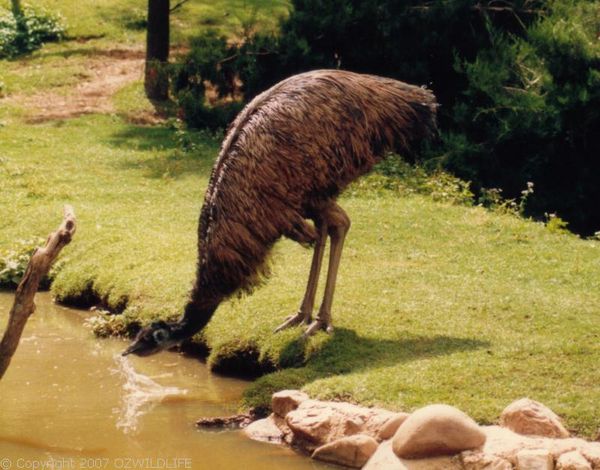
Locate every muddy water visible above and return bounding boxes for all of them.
[0,293,327,470]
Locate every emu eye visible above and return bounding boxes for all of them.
[152,328,169,344]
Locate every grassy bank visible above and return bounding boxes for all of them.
[1,111,600,435]
[2,0,600,438]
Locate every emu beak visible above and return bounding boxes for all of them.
[122,342,144,356]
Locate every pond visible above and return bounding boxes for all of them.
[0,293,328,469]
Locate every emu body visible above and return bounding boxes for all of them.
[123,70,437,357]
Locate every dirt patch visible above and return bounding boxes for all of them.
[4,48,165,124]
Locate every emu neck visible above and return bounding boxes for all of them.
[171,300,218,342]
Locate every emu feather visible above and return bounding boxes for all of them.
[123,69,437,357]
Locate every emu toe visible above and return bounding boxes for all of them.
[275,312,310,333]
[303,320,333,338]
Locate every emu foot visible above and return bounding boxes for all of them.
[303,319,333,338]
[274,311,310,333]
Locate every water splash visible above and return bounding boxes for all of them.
[112,354,187,434]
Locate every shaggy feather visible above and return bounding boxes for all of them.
[186,69,437,322]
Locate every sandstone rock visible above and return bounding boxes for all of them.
[501,399,569,438]
[364,440,407,470]
[481,425,542,464]
[378,413,411,441]
[364,440,406,470]
[461,450,513,470]
[556,451,592,470]
[243,414,285,444]
[272,390,309,418]
[516,449,553,470]
[392,404,486,459]
[312,434,379,468]
[285,399,396,452]
[580,442,600,468]
[364,440,462,470]
[480,425,587,465]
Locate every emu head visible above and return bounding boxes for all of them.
[122,320,178,357]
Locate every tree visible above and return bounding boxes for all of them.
[144,0,170,101]
[11,0,22,17]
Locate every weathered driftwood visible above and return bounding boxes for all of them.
[0,205,76,379]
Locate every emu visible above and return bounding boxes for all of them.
[123,69,437,357]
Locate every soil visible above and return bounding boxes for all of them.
[4,48,165,124]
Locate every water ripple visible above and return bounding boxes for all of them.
[111,354,187,434]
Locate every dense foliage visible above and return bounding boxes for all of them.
[0,5,65,58]
[448,1,600,235]
[0,238,58,288]
[171,33,243,130]
[173,0,599,235]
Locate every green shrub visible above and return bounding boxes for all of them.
[0,9,18,57]
[0,6,65,59]
[177,0,598,235]
[545,213,570,234]
[170,32,244,131]
[175,89,242,132]
[348,154,474,206]
[0,238,61,289]
[478,182,534,217]
[183,0,545,102]
[447,0,600,234]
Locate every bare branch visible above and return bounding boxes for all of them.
[170,0,189,13]
[217,50,276,66]
[409,1,544,16]
[471,2,544,15]
[0,205,76,380]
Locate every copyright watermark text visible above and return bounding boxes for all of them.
[0,458,192,470]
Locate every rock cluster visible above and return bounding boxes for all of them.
[243,392,600,469]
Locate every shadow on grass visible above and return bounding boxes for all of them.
[107,124,220,179]
[109,124,179,150]
[240,327,490,410]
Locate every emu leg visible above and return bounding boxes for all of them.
[275,222,327,332]
[304,203,350,337]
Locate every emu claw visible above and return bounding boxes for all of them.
[274,312,307,333]
[303,320,333,338]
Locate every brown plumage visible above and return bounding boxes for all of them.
[123,69,437,357]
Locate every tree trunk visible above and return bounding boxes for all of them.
[11,0,22,17]
[0,206,76,380]
[145,0,170,101]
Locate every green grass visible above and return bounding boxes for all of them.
[2,0,600,439]
[113,79,154,114]
[1,112,600,435]
[170,0,290,42]
[0,43,98,96]
[0,0,289,98]
[0,0,289,44]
